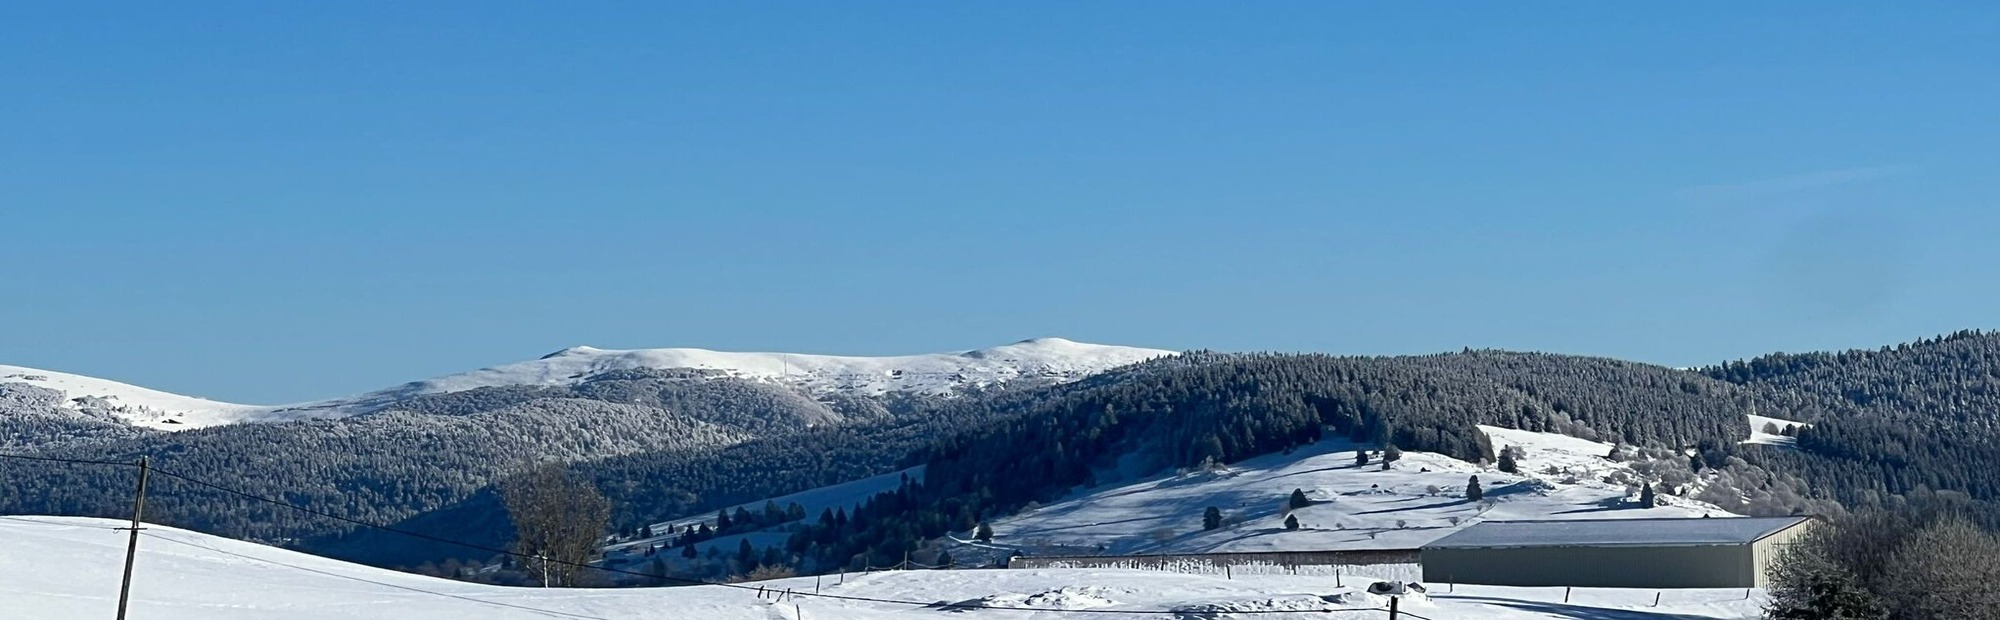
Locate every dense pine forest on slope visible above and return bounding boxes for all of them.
[621,339,2000,580]
[1706,329,2000,514]
[0,369,921,545]
[715,351,1780,575]
[920,351,1757,520]
[8,332,2000,578]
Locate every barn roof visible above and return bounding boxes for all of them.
[1422,516,1812,550]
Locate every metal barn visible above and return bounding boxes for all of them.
[1420,516,1815,588]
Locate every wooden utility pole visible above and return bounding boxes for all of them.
[115,456,151,620]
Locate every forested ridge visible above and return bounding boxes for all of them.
[626,338,2000,580]
[9,332,2000,580]
[1706,329,2000,516]
[0,369,905,549]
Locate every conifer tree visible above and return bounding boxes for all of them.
[1203,506,1223,531]
[1289,488,1311,510]
[975,522,994,542]
[1467,475,1484,501]
[1640,483,1657,508]
[1284,514,1300,530]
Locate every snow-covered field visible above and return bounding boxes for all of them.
[0,516,1766,619]
[1743,414,1809,447]
[0,338,1170,430]
[980,426,1731,556]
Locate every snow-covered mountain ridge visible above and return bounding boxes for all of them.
[0,338,1173,430]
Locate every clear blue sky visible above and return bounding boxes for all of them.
[4,3,1997,404]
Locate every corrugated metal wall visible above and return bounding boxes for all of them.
[1422,545,1755,588]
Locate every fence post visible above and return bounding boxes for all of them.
[815,574,822,594]
[1225,565,1231,580]
[1388,595,1399,619]
[1564,586,1572,603]
[1654,592,1662,607]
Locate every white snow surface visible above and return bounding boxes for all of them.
[347,337,1171,403]
[980,425,1733,556]
[0,365,274,429]
[1744,414,1810,447]
[1,338,1170,430]
[0,515,1768,619]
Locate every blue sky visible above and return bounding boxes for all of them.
[4,3,1997,403]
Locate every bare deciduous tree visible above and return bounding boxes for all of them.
[1883,516,2000,620]
[500,461,611,587]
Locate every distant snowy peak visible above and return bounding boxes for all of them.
[0,365,268,430]
[356,337,1175,402]
[1,339,1175,431]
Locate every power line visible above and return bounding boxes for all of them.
[138,532,617,620]
[149,463,1411,615]
[13,456,1424,617]
[0,452,138,467]
[0,515,122,529]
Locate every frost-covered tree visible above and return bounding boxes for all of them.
[1765,526,1886,620]
[500,462,611,587]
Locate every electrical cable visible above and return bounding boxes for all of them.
[139,532,618,620]
[6,456,1426,617]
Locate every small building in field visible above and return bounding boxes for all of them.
[1420,516,1815,588]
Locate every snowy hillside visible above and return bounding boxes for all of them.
[0,515,1767,619]
[1744,413,1809,447]
[0,365,275,429]
[619,425,1736,571]
[977,425,1732,556]
[0,338,1171,430]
